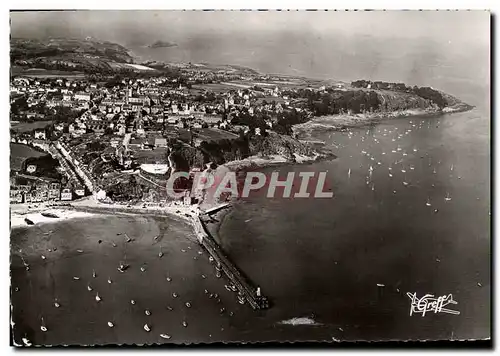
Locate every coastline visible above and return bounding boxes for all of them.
[292,104,473,136]
[202,102,475,259]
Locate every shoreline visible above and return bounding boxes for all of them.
[292,104,474,136]
[200,103,475,265]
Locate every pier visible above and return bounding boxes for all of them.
[193,216,269,310]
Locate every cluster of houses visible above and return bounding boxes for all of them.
[9,174,85,204]
[10,72,336,206]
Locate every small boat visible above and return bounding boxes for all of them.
[40,317,47,332]
[402,181,409,187]
[160,334,171,339]
[95,293,101,302]
[445,193,452,201]
[24,218,34,225]
[425,198,432,207]
[145,309,151,316]
[108,321,114,328]
[118,262,129,272]
[41,212,59,218]
[144,324,151,332]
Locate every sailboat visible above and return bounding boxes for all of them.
[40,317,47,332]
[425,198,432,207]
[445,192,452,201]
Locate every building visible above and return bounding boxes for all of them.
[74,186,85,197]
[34,129,46,140]
[26,164,37,174]
[48,182,61,200]
[60,188,73,201]
[74,92,91,101]
[10,190,23,204]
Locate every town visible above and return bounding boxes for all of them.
[10,63,459,207]
[9,67,329,206]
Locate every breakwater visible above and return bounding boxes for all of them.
[193,216,269,310]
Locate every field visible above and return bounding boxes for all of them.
[11,66,86,79]
[195,128,239,142]
[11,120,54,133]
[254,96,286,105]
[133,148,170,164]
[10,143,48,171]
[191,83,241,93]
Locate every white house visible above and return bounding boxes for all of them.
[34,129,46,140]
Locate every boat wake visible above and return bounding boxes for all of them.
[278,317,322,326]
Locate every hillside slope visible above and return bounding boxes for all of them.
[10,38,157,74]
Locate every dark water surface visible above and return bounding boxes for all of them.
[10,109,490,344]
[10,215,248,345]
[218,108,491,341]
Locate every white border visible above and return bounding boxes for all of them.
[2,2,495,355]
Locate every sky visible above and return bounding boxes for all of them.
[10,10,490,105]
[10,10,490,47]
